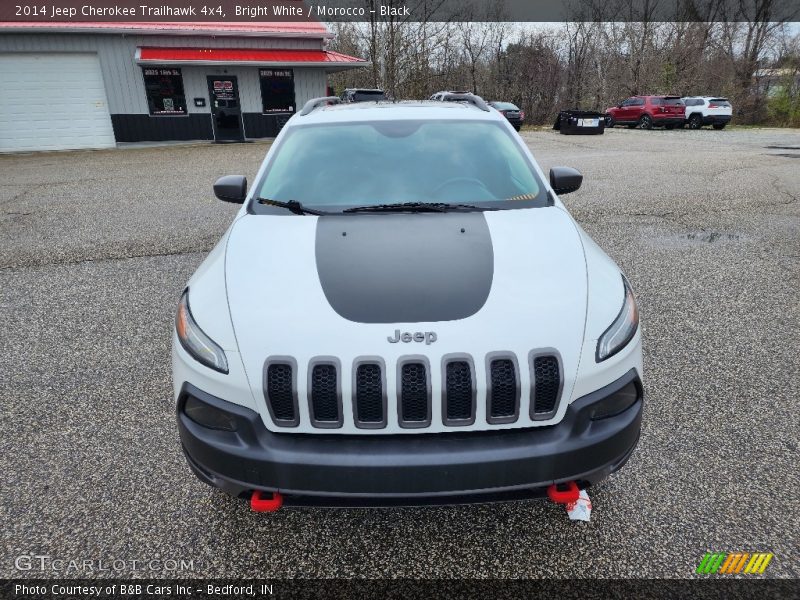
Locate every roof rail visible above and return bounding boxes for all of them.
[438,92,490,112]
[298,96,342,116]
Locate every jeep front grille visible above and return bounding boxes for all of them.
[531,354,562,419]
[309,361,341,427]
[262,351,563,432]
[399,361,430,427]
[488,357,519,423]
[354,361,385,427]
[444,358,475,425]
[264,360,298,426]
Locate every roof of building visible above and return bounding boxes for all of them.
[0,21,332,38]
[136,46,366,67]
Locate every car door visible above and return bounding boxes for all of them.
[629,97,646,121]
[615,98,633,122]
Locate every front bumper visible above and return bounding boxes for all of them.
[177,370,643,505]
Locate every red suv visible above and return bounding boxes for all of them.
[605,96,685,129]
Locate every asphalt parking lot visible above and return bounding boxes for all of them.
[1,127,798,579]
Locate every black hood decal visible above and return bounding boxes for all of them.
[315,213,494,323]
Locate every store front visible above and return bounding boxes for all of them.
[0,21,368,151]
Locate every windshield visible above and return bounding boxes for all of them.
[252,120,545,213]
[353,91,386,102]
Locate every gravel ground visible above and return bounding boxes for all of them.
[1,127,798,579]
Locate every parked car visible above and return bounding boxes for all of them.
[605,95,685,129]
[488,101,525,131]
[174,95,643,510]
[341,88,386,103]
[430,90,471,101]
[681,96,732,129]
[554,110,605,135]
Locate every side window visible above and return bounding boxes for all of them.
[142,68,187,115]
[633,98,645,106]
[622,98,634,107]
[260,69,295,113]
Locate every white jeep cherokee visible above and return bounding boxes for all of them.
[173,95,643,509]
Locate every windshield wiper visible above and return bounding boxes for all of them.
[343,202,495,213]
[257,197,331,215]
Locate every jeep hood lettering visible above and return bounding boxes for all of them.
[225,207,588,428]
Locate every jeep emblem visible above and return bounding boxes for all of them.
[387,329,437,345]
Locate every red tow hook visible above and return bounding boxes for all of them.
[250,490,283,512]
[547,481,580,505]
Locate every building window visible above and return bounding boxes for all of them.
[142,68,187,115]
[260,69,295,113]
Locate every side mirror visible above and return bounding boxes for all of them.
[549,167,583,195]
[214,175,247,203]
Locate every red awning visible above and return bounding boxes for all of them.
[136,47,366,67]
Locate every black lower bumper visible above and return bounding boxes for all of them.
[654,117,685,127]
[177,370,643,504]
[703,115,731,125]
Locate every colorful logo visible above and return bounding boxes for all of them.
[696,552,774,574]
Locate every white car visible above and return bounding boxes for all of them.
[173,95,643,510]
[430,90,472,101]
[682,96,733,129]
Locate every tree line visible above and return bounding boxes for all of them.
[326,0,800,126]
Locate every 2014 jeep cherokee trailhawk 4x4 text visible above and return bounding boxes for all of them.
[173,94,644,509]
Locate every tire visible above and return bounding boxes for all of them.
[605,114,615,128]
[638,114,653,129]
[688,114,703,129]
[513,125,521,132]
[712,123,726,130]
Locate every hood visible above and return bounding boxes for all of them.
[225,207,588,425]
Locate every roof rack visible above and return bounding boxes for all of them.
[298,96,342,116]
[437,92,490,112]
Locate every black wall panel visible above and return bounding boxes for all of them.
[111,114,213,142]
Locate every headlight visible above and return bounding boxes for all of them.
[596,276,639,362]
[176,290,229,374]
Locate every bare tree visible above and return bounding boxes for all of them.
[326,6,800,126]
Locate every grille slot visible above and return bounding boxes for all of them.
[444,359,475,425]
[264,360,297,426]
[354,362,385,427]
[531,354,561,419]
[399,361,430,426]
[488,357,519,422]
[309,361,341,427]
